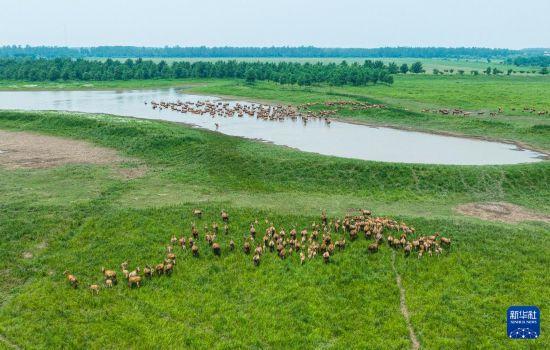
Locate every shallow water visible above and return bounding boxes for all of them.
[0,88,545,165]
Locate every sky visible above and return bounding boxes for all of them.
[1,0,549,49]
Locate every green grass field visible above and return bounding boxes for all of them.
[0,78,209,91]
[0,70,549,349]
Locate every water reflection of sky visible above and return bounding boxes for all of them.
[0,88,545,165]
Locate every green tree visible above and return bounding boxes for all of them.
[373,60,385,69]
[484,67,492,75]
[0,57,395,86]
[387,62,399,74]
[48,67,60,81]
[399,63,409,74]
[457,70,465,75]
[540,67,549,75]
[245,67,257,83]
[410,61,424,74]
[297,73,313,86]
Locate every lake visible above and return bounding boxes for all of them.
[0,88,545,165]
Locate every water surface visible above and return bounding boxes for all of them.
[0,88,545,165]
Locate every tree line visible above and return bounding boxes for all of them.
[506,56,550,67]
[0,58,396,85]
[0,46,521,59]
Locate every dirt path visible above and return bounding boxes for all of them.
[392,250,420,350]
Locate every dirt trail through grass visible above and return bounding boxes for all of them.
[392,251,420,350]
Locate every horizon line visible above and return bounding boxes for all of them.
[2,45,549,50]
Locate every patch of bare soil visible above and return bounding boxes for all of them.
[0,130,146,179]
[0,130,127,169]
[456,202,550,223]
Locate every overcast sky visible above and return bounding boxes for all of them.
[1,0,549,49]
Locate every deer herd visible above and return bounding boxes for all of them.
[147,95,550,133]
[149,97,548,125]
[148,99,385,124]
[422,106,549,117]
[63,209,452,295]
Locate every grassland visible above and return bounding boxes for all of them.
[0,69,549,349]
[0,78,210,91]
[0,108,549,349]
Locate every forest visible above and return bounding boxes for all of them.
[0,45,524,59]
[0,58,396,85]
